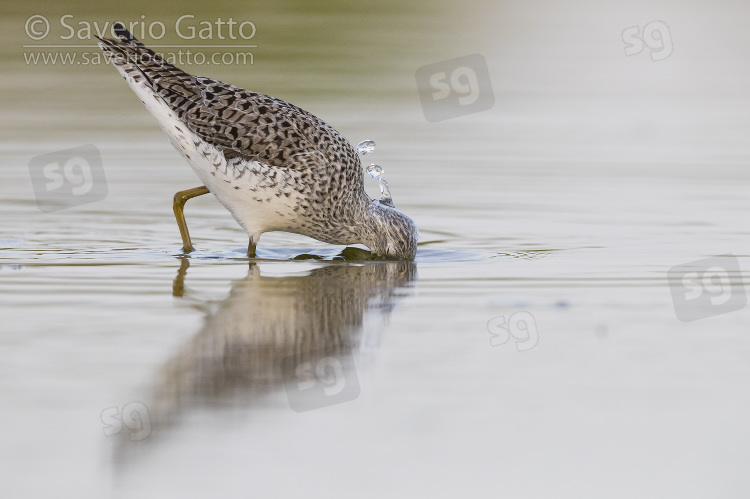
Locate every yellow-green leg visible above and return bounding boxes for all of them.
[173,186,210,253]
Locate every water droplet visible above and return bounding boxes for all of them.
[378,178,393,207]
[357,140,376,156]
[366,164,384,179]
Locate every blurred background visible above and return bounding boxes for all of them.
[4,0,750,159]
[2,0,750,497]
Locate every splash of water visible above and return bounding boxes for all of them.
[366,164,383,178]
[366,164,393,208]
[358,140,394,208]
[357,140,376,155]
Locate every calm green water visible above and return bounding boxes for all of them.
[3,1,750,497]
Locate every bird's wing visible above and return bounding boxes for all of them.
[98,24,357,172]
[160,74,362,174]
[177,77,328,169]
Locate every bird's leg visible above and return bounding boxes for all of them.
[173,186,210,253]
[248,236,257,258]
[172,256,190,297]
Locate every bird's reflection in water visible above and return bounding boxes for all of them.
[151,255,417,431]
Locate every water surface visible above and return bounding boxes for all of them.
[3,0,750,497]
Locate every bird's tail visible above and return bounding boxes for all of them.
[96,22,189,89]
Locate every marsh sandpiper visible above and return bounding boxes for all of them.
[97,23,417,260]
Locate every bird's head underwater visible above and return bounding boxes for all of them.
[364,200,418,261]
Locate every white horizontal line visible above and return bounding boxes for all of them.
[23,45,258,48]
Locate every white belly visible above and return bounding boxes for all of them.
[117,67,303,238]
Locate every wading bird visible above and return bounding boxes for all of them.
[97,23,417,260]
